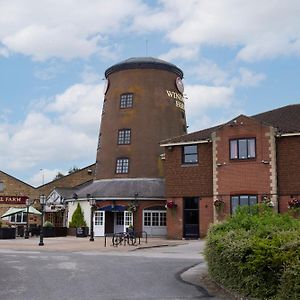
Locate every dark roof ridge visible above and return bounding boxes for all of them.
[161,103,300,145]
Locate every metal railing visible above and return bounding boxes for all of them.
[104,231,148,247]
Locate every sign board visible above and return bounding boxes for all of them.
[0,196,28,204]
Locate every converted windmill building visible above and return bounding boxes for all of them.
[67,57,187,236]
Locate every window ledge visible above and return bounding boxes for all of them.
[181,163,199,167]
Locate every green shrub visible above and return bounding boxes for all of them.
[205,204,300,299]
[43,221,54,227]
[69,203,87,228]
[277,259,300,300]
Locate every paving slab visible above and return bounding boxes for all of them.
[0,236,186,252]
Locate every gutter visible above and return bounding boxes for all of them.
[160,139,211,147]
[278,132,300,137]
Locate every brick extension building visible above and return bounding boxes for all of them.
[161,104,300,239]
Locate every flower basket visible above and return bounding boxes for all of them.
[214,198,224,212]
[166,200,177,209]
[288,198,300,209]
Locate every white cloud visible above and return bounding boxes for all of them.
[0,46,9,57]
[1,0,299,62]
[0,0,146,60]
[159,46,199,61]
[134,0,300,62]
[184,84,234,131]
[230,68,266,87]
[0,81,102,178]
[29,168,64,187]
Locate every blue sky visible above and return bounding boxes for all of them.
[0,0,299,186]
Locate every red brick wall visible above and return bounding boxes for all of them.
[166,197,213,239]
[215,116,273,199]
[164,143,213,197]
[166,198,183,239]
[277,136,300,196]
[199,197,214,237]
[277,136,300,213]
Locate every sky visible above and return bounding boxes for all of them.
[0,0,300,187]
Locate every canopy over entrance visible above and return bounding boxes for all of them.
[99,205,127,212]
[1,207,42,218]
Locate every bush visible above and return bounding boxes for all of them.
[69,203,87,228]
[204,205,300,299]
[43,221,54,227]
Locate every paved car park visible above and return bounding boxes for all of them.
[0,237,229,300]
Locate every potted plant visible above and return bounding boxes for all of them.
[0,222,16,239]
[69,203,88,237]
[288,198,300,218]
[213,198,225,212]
[43,221,55,237]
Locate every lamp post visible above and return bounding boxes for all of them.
[39,194,46,246]
[88,194,96,242]
[25,198,30,239]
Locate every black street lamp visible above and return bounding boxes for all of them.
[39,194,46,246]
[24,198,30,239]
[88,194,96,242]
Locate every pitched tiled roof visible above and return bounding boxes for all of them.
[252,104,300,134]
[161,104,300,145]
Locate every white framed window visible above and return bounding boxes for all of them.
[116,158,129,174]
[94,211,104,226]
[124,211,133,226]
[143,211,166,227]
[120,93,133,108]
[10,212,27,224]
[118,129,131,145]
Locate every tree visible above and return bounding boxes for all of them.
[54,172,64,180]
[69,203,87,228]
[68,166,80,174]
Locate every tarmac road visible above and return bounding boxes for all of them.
[0,238,226,300]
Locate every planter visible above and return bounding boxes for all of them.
[54,227,67,237]
[67,227,77,236]
[0,227,16,239]
[43,227,55,237]
[76,227,88,237]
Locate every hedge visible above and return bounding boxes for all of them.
[204,205,300,299]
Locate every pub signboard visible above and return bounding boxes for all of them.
[0,196,28,205]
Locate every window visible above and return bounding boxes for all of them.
[94,211,104,226]
[120,93,133,108]
[118,129,131,145]
[124,211,133,226]
[0,181,4,192]
[143,211,166,227]
[182,145,198,164]
[10,212,27,224]
[231,195,258,214]
[116,158,129,174]
[116,212,124,225]
[230,138,256,160]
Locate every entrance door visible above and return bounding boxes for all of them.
[183,197,199,239]
[124,211,133,231]
[94,211,105,236]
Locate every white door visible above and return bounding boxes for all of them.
[94,211,105,236]
[124,211,133,231]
